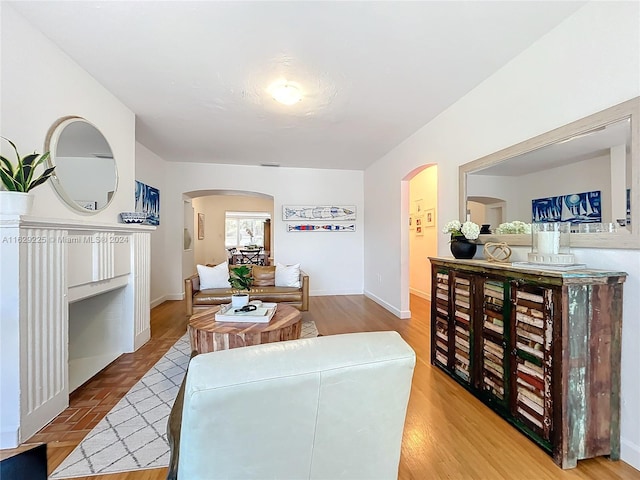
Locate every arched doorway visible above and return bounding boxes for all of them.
[467,196,506,232]
[181,189,274,278]
[402,164,438,311]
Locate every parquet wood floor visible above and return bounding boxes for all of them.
[2,295,638,479]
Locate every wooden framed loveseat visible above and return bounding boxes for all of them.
[185,263,309,316]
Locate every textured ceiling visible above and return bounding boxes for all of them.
[10,1,585,170]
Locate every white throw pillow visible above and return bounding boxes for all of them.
[197,262,231,289]
[275,263,301,288]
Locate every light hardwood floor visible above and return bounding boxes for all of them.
[3,295,639,479]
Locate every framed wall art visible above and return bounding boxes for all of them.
[283,205,356,221]
[197,213,205,240]
[414,199,424,215]
[135,180,160,225]
[425,208,435,227]
[286,223,355,232]
[532,190,601,224]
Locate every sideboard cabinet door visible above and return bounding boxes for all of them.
[452,273,473,385]
[510,282,555,447]
[478,277,509,409]
[431,269,452,370]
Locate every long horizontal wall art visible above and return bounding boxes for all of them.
[283,205,356,221]
[287,223,356,232]
[532,190,601,224]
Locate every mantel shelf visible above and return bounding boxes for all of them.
[0,214,156,232]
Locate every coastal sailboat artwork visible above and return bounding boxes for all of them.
[135,180,160,225]
[287,223,356,232]
[532,190,601,224]
[283,205,356,221]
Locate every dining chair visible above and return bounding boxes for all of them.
[238,248,264,265]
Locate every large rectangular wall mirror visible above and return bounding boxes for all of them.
[459,97,639,249]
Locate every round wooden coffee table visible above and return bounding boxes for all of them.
[188,303,302,353]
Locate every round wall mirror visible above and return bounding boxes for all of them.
[45,116,118,213]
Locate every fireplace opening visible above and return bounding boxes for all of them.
[68,286,127,392]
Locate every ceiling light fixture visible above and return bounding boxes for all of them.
[270,82,303,106]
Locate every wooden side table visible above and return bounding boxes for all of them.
[188,303,302,353]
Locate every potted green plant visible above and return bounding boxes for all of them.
[0,137,55,215]
[228,265,253,308]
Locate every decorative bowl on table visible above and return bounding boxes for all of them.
[120,212,147,224]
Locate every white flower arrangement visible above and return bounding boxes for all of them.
[494,221,532,234]
[442,220,480,240]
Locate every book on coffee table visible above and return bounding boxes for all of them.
[215,303,277,323]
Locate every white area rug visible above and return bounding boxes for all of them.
[50,320,319,479]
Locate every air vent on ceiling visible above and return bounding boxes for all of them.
[260,162,280,167]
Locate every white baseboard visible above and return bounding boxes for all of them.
[150,296,166,308]
[622,437,640,471]
[150,294,183,309]
[0,425,19,449]
[409,288,430,301]
[134,328,151,350]
[151,293,182,307]
[363,290,411,319]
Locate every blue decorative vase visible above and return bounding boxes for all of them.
[450,237,477,259]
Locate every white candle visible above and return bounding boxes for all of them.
[537,231,559,255]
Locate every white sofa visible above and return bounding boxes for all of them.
[171,331,416,480]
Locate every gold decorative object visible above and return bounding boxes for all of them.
[484,242,512,263]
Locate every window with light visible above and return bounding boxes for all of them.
[225,212,270,248]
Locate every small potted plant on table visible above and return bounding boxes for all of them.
[228,265,253,308]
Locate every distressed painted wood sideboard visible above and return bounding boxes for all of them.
[428,257,626,469]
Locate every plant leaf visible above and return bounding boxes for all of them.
[26,166,56,191]
[21,153,40,185]
[21,153,39,166]
[0,138,52,191]
[1,136,20,161]
[228,265,253,290]
[1,136,24,188]
[22,153,49,186]
[0,154,16,177]
[0,168,19,191]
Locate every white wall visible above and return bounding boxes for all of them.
[0,4,135,222]
[135,142,167,307]
[165,163,364,297]
[364,1,640,468]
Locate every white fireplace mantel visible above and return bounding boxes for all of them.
[0,215,154,448]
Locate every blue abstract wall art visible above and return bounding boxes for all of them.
[135,180,160,226]
[532,190,601,224]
